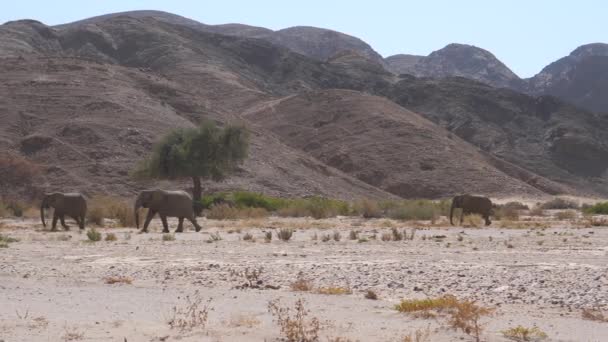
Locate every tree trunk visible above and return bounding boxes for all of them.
[192,176,203,216]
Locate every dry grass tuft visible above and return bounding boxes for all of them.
[395,295,493,342]
[291,276,314,292]
[268,298,320,342]
[402,326,432,342]
[317,285,352,295]
[228,313,261,328]
[208,204,269,220]
[582,308,608,322]
[277,228,294,241]
[501,325,548,341]
[104,233,117,242]
[167,290,212,332]
[555,210,577,220]
[61,326,84,341]
[162,233,176,241]
[104,276,133,285]
[364,289,378,300]
[462,214,484,228]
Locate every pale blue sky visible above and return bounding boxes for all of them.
[2,0,606,77]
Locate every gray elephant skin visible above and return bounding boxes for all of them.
[450,194,493,226]
[40,193,87,230]
[134,189,202,233]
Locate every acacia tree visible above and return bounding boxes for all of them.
[135,121,249,215]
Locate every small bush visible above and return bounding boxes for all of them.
[278,197,350,219]
[540,197,579,210]
[381,232,392,241]
[382,200,444,221]
[232,191,286,211]
[168,290,212,332]
[264,231,272,242]
[583,202,608,215]
[207,204,268,220]
[86,229,102,242]
[495,204,520,221]
[105,233,117,242]
[349,230,359,240]
[364,290,378,300]
[354,199,382,218]
[243,232,254,241]
[3,200,27,217]
[332,231,341,241]
[277,228,293,241]
[206,232,222,243]
[462,214,483,228]
[582,308,608,322]
[555,210,577,220]
[86,205,105,227]
[0,234,19,248]
[501,325,548,341]
[291,274,314,292]
[268,298,320,342]
[162,233,176,241]
[104,276,132,285]
[391,227,404,241]
[317,286,352,295]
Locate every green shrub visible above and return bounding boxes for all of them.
[233,191,286,211]
[278,197,350,219]
[353,199,382,218]
[162,233,176,241]
[583,202,608,215]
[87,229,102,242]
[200,192,230,210]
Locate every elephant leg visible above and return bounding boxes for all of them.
[141,210,156,233]
[460,210,465,225]
[175,217,184,233]
[189,216,202,232]
[79,214,86,230]
[484,214,491,226]
[160,214,170,233]
[51,213,59,231]
[60,215,70,230]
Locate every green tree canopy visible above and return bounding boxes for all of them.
[135,121,249,214]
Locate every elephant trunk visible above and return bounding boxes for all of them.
[449,201,455,226]
[40,197,47,227]
[134,196,142,229]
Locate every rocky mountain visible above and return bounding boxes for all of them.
[526,43,608,113]
[384,54,423,74]
[56,10,387,67]
[2,12,608,200]
[385,44,523,89]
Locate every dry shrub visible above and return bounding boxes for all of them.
[402,327,432,342]
[381,232,392,241]
[277,197,350,219]
[462,214,483,228]
[291,273,314,292]
[582,308,608,322]
[349,230,359,240]
[555,210,577,220]
[167,290,212,332]
[332,231,341,242]
[208,204,268,220]
[104,276,132,285]
[395,295,493,342]
[268,298,320,342]
[495,205,520,221]
[317,285,352,295]
[277,228,294,241]
[364,290,378,300]
[391,227,404,241]
[162,233,176,241]
[0,234,19,248]
[61,326,84,341]
[354,199,382,218]
[265,231,272,242]
[528,206,545,217]
[87,196,136,227]
[501,325,548,341]
[541,197,579,210]
[243,232,254,241]
[105,233,117,242]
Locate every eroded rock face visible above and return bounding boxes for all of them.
[527,43,608,113]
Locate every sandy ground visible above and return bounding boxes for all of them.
[1,215,607,342]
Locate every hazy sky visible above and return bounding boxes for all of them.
[2,0,606,77]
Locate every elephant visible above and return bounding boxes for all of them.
[40,192,87,230]
[450,194,493,226]
[134,189,202,233]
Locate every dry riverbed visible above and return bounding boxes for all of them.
[1,216,607,341]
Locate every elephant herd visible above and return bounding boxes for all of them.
[40,189,202,233]
[39,191,494,232]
